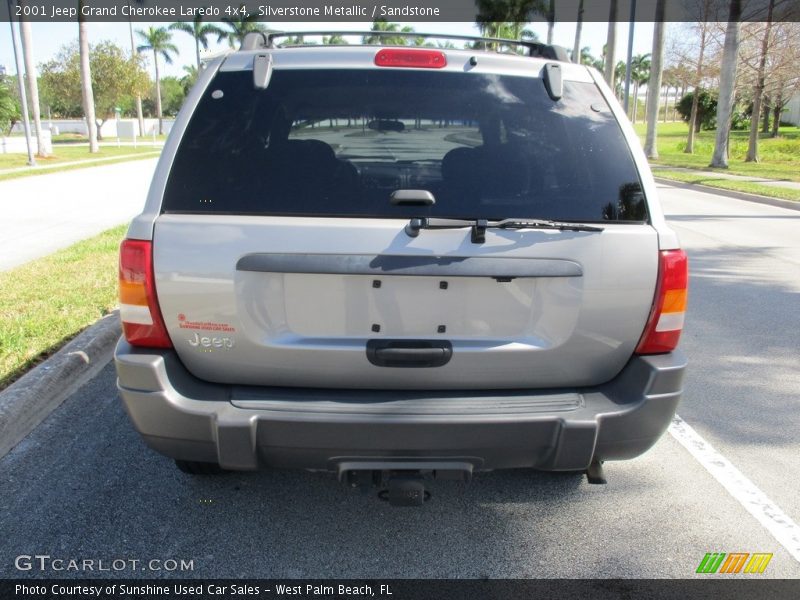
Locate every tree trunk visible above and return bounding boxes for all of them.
[572,0,584,64]
[154,51,163,136]
[673,86,680,121]
[604,0,618,88]
[745,0,774,163]
[195,39,202,71]
[95,119,106,141]
[128,20,144,136]
[645,5,666,160]
[19,17,48,157]
[78,6,99,153]
[686,91,700,152]
[662,86,669,123]
[761,97,770,133]
[771,97,781,137]
[686,2,711,154]
[135,96,145,137]
[710,0,741,168]
[547,0,555,45]
[632,82,638,122]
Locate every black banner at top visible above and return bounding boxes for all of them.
[0,0,798,23]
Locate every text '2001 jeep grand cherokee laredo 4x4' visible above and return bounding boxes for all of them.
[115,32,687,505]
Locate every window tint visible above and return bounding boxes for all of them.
[163,69,647,222]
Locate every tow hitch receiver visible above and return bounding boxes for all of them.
[338,461,473,506]
[383,472,428,506]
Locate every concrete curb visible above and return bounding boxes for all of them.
[654,177,800,212]
[0,311,121,459]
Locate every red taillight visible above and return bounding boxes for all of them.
[374,49,447,69]
[119,239,172,348]
[635,249,688,355]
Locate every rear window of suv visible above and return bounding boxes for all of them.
[163,68,647,222]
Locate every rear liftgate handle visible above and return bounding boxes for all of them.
[366,340,453,368]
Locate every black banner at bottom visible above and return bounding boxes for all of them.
[3,579,800,600]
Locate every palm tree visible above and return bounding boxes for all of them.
[136,26,178,135]
[591,45,606,71]
[644,0,666,159]
[127,0,145,137]
[362,20,415,46]
[710,0,742,168]
[284,35,315,46]
[477,22,538,53]
[576,46,592,65]
[323,34,348,45]
[18,17,48,157]
[473,1,548,53]
[170,16,225,71]
[638,61,652,123]
[604,0,618,88]
[180,64,198,95]
[572,0,584,65]
[630,53,651,123]
[78,1,98,153]
[218,14,267,48]
[613,61,626,99]
[546,0,555,44]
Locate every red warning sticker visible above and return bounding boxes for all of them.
[177,314,236,332]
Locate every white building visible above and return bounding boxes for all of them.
[784,93,800,126]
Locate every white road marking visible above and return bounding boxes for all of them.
[669,415,800,563]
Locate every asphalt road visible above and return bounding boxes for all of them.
[1,183,798,579]
[0,158,158,272]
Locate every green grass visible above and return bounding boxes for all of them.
[634,122,800,182]
[8,132,169,143]
[52,133,88,143]
[653,169,800,202]
[0,148,160,182]
[0,225,125,389]
[0,144,161,171]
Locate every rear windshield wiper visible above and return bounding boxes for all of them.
[494,219,605,232]
[405,217,604,243]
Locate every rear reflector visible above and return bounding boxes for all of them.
[374,49,447,69]
[635,249,688,355]
[119,239,172,348]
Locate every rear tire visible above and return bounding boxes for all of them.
[174,459,228,475]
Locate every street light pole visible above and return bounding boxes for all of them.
[7,0,35,166]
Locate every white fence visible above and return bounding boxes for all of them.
[1,129,52,155]
[9,118,176,139]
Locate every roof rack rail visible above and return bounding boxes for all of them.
[240,31,570,62]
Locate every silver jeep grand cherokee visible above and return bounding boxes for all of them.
[115,32,687,504]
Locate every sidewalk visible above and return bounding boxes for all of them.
[650,165,800,190]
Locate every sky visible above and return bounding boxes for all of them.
[0,20,656,80]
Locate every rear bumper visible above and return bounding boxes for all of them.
[114,339,686,472]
